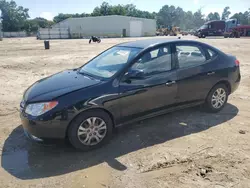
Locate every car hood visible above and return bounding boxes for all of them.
[24,70,101,102]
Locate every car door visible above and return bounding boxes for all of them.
[118,44,177,123]
[207,24,214,36]
[175,42,219,104]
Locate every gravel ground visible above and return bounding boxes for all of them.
[0,36,250,188]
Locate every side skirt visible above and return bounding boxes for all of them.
[116,101,204,127]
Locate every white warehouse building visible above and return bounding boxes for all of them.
[39,15,156,39]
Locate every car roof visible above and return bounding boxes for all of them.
[204,20,225,24]
[117,38,204,49]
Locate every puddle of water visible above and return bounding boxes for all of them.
[64,164,112,188]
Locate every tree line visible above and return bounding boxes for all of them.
[1,0,250,33]
[0,0,54,32]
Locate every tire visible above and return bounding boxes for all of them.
[68,109,113,151]
[204,84,229,113]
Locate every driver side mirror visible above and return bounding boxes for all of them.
[123,69,144,82]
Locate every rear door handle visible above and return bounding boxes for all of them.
[165,81,176,86]
[207,72,215,76]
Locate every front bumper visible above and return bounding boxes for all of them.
[23,128,44,142]
[20,112,67,139]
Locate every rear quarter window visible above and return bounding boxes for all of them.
[207,49,218,59]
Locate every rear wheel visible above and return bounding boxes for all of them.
[205,84,229,113]
[68,110,113,151]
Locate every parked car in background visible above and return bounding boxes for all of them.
[20,39,241,151]
[188,30,195,35]
[180,31,189,36]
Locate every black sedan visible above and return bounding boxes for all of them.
[20,39,241,151]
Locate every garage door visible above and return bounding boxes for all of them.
[130,21,142,37]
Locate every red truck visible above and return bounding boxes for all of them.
[224,25,250,38]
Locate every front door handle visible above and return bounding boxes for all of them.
[207,72,215,76]
[165,81,176,86]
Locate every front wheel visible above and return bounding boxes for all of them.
[68,110,113,151]
[204,84,229,113]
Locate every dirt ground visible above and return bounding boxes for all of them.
[0,36,250,188]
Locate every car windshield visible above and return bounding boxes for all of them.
[79,46,141,79]
[200,24,208,29]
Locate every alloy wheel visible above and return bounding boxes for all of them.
[211,88,226,109]
[77,117,107,146]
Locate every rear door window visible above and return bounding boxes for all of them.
[176,44,206,68]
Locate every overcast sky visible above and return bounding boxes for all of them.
[15,0,250,20]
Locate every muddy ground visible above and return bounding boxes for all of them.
[0,36,250,188]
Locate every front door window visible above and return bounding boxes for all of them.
[130,45,172,76]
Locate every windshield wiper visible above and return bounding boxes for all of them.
[77,70,100,80]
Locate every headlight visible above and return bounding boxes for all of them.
[25,101,58,116]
